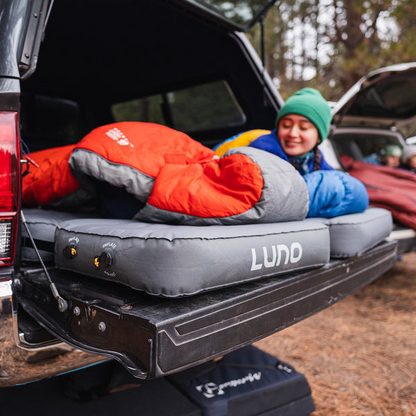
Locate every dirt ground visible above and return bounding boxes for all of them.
[255,252,416,416]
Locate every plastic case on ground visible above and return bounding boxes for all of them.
[169,345,315,416]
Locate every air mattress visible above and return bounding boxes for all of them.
[21,209,90,262]
[319,207,393,258]
[54,218,330,297]
[21,207,392,298]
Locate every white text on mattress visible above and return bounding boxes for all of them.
[103,242,117,249]
[250,243,302,271]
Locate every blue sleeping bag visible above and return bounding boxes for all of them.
[304,170,369,218]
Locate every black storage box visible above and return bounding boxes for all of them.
[168,345,315,416]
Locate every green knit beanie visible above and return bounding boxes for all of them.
[381,144,402,158]
[276,88,332,142]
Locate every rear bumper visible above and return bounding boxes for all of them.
[387,227,416,255]
[16,240,397,380]
[0,268,107,388]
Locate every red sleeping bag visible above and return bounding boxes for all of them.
[135,146,309,225]
[341,155,416,229]
[22,145,80,207]
[22,122,216,208]
[68,122,217,203]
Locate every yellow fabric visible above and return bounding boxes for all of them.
[214,129,271,157]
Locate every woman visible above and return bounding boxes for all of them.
[214,88,333,174]
[214,88,369,218]
[249,87,333,174]
[401,145,416,172]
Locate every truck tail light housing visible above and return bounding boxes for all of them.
[0,112,20,266]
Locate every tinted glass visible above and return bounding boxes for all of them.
[20,94,82,151]
[112,80,246,132]
[333,133,403,161]
[347,69,416,120]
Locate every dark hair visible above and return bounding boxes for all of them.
[313,146,321,171]
[288,146,321,173]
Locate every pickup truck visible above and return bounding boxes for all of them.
[0,0,400,389]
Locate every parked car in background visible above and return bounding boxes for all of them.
[325,62,416,254]
[405,136,416,145]
[326,62,416,167]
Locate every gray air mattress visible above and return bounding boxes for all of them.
[319,207,392,258]
[54,219,330,297]
[21,209,88,262]
[22,207,392,298]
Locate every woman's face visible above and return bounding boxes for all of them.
[277,114,320,157]
[384,155,401,168]
[408,155,416,169]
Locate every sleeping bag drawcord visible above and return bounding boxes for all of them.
[20,139,39,178]
[20,210,68,312]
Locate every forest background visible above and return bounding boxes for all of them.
[241,0,416,101]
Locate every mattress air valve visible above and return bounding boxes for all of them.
[94,251,113,270]
[63,244,77,259]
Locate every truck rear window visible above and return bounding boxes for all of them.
[111,80,246,132]
[20,94,82,151]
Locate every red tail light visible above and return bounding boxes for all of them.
[0,112,20,266]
